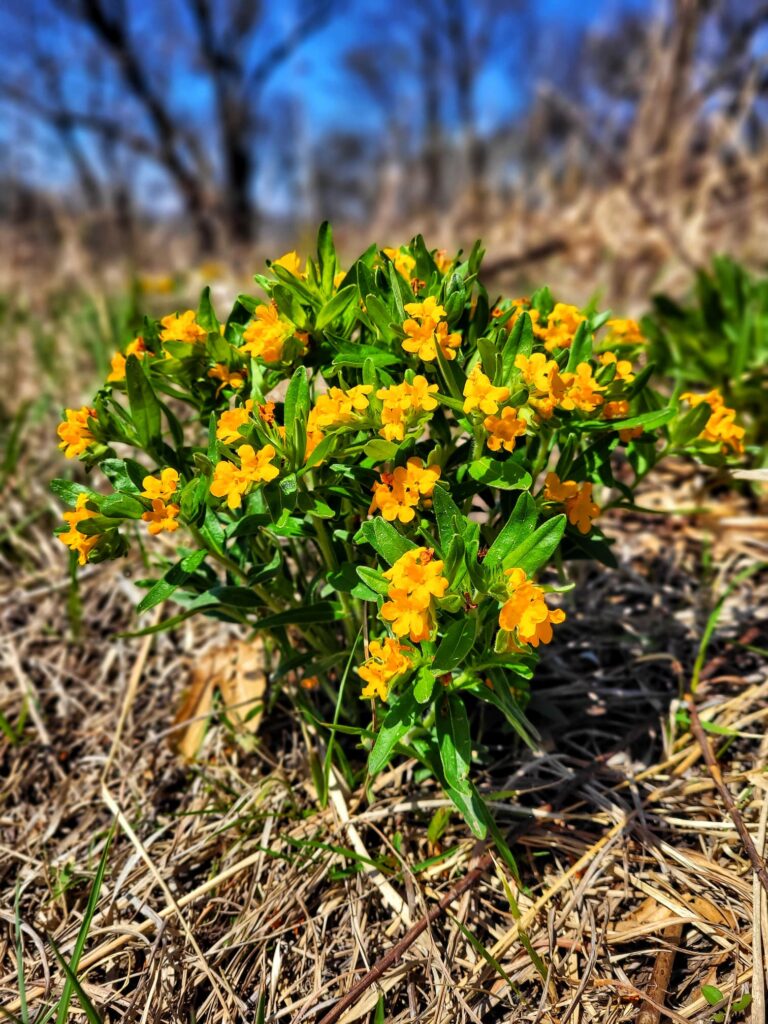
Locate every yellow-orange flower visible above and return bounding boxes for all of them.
[210,444,279,510]
[358,638,412,700]
[216,401,254,445]
[559,363,605,413]
[603,400,630,420]
[599,351,634,382]
[541,303,586,352]
[434,249,452,274]
[107,337,152,382]
[681,390,745,454]
[619,425,644,444]
[160,310,207,344]
[57,407,96,459]
[272,251,304,277]
[142,499,180,535]
[58,494,100,565]
[141,468,179,503]
[605,318,645,345]
[544,473,600,534]
[369,458,441,523]
[383,247,416,281]
[401,296,461,362]
[381,548,448,643]
[208,363,245,393]
[240,302,294,363]
[499,568,565,647]
[463,366,510,416]
[376,377,439,441]
[484,407,526,453]
[258,401,276,425]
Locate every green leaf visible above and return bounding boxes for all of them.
[445,782,487,839]
[100,493,146,519]
[468,458,532,491]
[315,285,357,330]
[51,479,92,507]
[431,485,463,552]
[356,566,390,595]
[197,286,219,332]
[284,370,311,446]
[355,517,416,565]
[484,493,537,570]
[364,439,399,461]
[368,687,421,776]
[210,586,263,607]
[433,618,477,672]
[502,514,566,575]
[565,320,592,370]
[437,692,472,793]
[317,220,337,295]
[125,354,162,450]
[136,550,207,614]
[701,986,724,1007]
[671,401,711,446]
[413,666,436,704]
[257,602,340,628]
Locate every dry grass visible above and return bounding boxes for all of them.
[1,441,767,1022]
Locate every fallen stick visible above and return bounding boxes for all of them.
[636,922,684,1024]
[314,849,493,1024]
[685,695,768,898]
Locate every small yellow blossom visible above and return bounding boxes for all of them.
[240,302,294,363]
[369,458,441,523]
[602,400,631,420]
[58,494,100,565]
[605,318,645,345]
[160,310,207,344]
[383,247,416,281]
[401,296,461,362]
[107,337,152,382]
[57,407,96,459]
[358,638,412,700]
[544,473,600,534]
[141,468,179,503]
[208,363,245,393]
[310,385,373,431]
[499,568,565,647]
[484,407,526,452]
[142,499,180,535]
[434,250,452,274]
[541,303,586,352]
[217,401,254,445]
[333,270,347,289]
[559,363,605,413]
[376,377,439,441]
[272,251,304,277]
[210,444,280,510]
[681,390,745,454]
[599,351,634,382]
[463,366,510,416]
[381,548,449,643]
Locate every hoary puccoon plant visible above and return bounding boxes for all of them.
[53,226,745,839]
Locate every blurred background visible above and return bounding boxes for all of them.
[1,0,767,388]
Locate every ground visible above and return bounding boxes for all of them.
[1,448,767,1023]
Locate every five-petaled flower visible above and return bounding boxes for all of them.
[681,390,745,454]
[376,377,439,441]
[240,302,294,363]
[58,494,100,565]
[484,407,526,452]
[210,444,280,509]
[160,310,207,344]
[544,472,600,534]
[141,468,179,503]
[108,338,152,382]
[380,548,449,643]
[57,407,96,459]
[208,363,246,394]
[142,499,180,535]
[463,366,510,416]
[401,296,461,363]
[369,458,441,523]
[217,401,254,445]
[358,638,412,701]
[499,568,565,647]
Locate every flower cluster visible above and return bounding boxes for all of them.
[381,548,449,643]
[498,569,566,648]
[52,226,744,831]
[681,390,746,454]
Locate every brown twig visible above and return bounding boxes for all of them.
[314,850,493,1024]
[686,694,768,897]
[635,922,684,1024]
